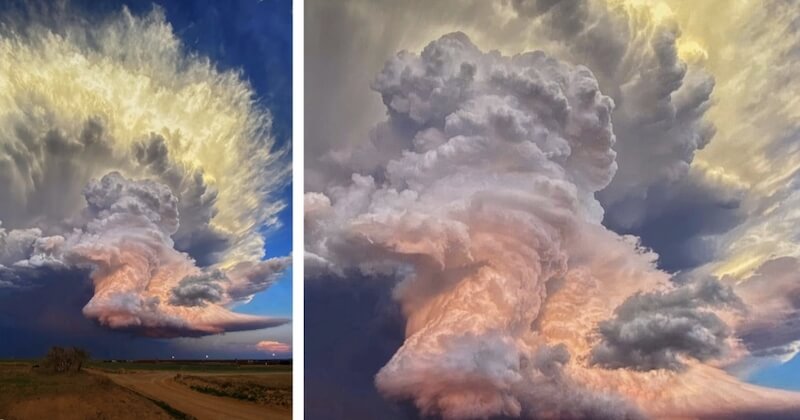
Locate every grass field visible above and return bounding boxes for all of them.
[0,360,292,419]
[0,362,180,419]
[88,361,292,374]
[175,373,292,408]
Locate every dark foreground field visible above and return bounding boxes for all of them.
[0,361,174,419]
[89,360,292,373]
[0,361,292,420]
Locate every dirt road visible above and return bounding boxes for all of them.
[88,369,291,420]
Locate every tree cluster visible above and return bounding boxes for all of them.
[42,346,90,373]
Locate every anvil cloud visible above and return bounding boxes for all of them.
[0,5,289,338]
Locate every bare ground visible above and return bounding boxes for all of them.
[89,369,291,420]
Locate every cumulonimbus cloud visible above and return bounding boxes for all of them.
[305,31,800,418]
[0,5,289,337]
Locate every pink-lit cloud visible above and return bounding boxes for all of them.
[256,341,292,353]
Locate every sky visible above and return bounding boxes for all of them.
[305,0,800,418]
[0,0,292,360]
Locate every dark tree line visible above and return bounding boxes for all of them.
[42,346,90,373]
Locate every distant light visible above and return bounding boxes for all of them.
[205,355,209,359]
[272,353,276,357]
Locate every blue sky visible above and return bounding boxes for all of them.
[750,354,800,391]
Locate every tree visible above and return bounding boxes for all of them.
[43,346,90,373]
[71,347,89,371]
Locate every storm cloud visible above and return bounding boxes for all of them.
[591,278,743,371]
[0,4,289,338]
[170,270,227,307]
[734,257,800,360]
[1,172,288,337]
[305,4,800,415]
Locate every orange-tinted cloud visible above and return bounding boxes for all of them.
[256,340,292,353]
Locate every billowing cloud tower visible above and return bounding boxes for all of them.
[0,5,289,337]
[306,31,800,419]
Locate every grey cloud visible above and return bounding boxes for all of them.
[169,270,227,307]
[0,220,66,274]
[0,118,119,231]
[225,256,291,303]
[514,0,748,275]
[512,0,591,38]
[734,257,800,359]
[591,277,742,371]
[514,344,646,420]
[83,171,180,235]
[0,265,23,288]
[133,135,230,266]
[602,169,744,271]
[0,224,42,266]
[304,0,507,193]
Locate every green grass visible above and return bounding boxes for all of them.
[88,361,292,373]
[0,360,39,365]
[188,384,235,399]
[0,364,82,400]
[174,374,292,408]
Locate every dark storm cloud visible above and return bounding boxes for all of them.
[512,344,646,420]
[512,0,591,38]
[133,135,230,266]
[0,266,171,359]
[603,170,745,272]
[591,278,743,371]
[1,169,290,338]
[0,266,284,359]
[169,270,227,307]
[734,257,800,358]
[511,0,745,272]
[305,272,412,420]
